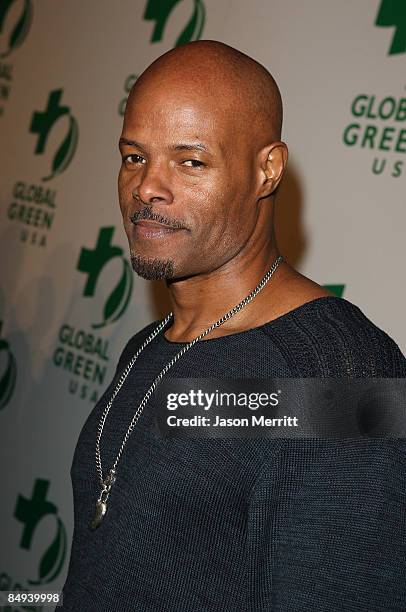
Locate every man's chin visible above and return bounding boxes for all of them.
[130,252,175,281]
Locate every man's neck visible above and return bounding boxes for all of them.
[163,248,290,342]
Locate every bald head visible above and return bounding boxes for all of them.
[129,40,283,144]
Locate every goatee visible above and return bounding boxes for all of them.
[130,252,174,280]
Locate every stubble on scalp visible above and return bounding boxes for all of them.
[130,252,174,280]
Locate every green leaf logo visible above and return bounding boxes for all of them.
[30,89,79,181]
[0,336,17,410]
[144,0,205,46]
[176,0,205,46]
[93,258,133,329]
[29,516,67,585]
[77,228,134,328]
[42,115,79,181]
[0,0,32,59]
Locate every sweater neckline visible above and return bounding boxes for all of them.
[161,295,346,345]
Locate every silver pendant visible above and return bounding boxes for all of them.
[90,469,116,530]
[90,500,107,530]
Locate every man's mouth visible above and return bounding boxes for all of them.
[133,220,183,239]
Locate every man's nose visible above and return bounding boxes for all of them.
[134,163,173,205]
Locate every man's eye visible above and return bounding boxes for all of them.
[123,154,146,165]
[182,159,205,168]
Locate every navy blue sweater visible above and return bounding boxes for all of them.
[61,296,406,611]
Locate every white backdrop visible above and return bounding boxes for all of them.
[0,0,405,602]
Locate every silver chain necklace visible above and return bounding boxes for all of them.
[90,255,283,529]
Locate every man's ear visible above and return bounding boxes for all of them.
[257,141,288,198]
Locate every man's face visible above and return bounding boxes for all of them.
[118,77,259,281]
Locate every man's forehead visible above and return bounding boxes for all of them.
[127,83,230,121]
[123,91,233,152]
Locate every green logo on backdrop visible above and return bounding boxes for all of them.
[144,0,205,46]
[342,4,406,175]
[0,0,32,118]
[5,90,77,247]
[342,93,406,177]
[14,478,67,585]
[119,1,206,116]
[0,0,32,59]
[77,227,133,329]
[375,0,406,55]
[52,228,132,403]
[5,90,78,246]
[30,89,79,181]
[0,320,17,410]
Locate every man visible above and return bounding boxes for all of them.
[61,41,406,611]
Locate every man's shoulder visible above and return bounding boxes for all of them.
[260,296,406,377]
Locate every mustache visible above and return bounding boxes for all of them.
[129,207,189,230]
